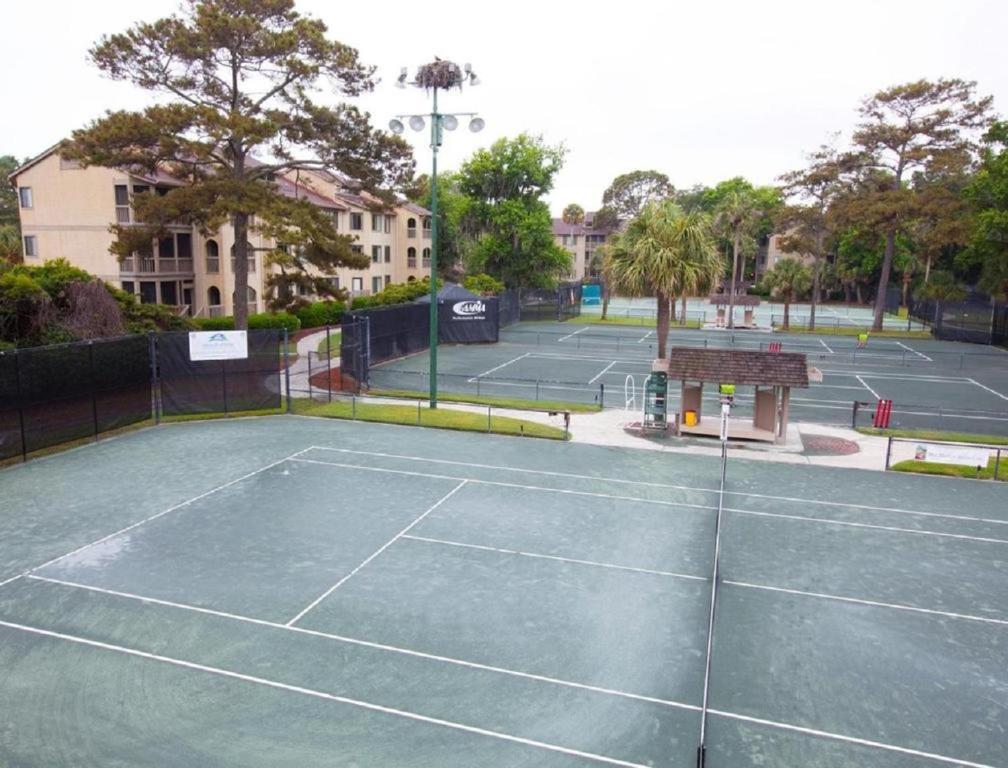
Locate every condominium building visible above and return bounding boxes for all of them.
[762,232,816,276]
[552,211,616,280]
[8,146,431,317]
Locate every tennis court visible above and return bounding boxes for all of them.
[1,416,1006,767]
[369,321,1008,434]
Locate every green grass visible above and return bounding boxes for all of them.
[369,388,599,413]
[162,407,287,423]
[279,340,298,367]
[856,427,1008,446]
[775,325,931,339]
[315,330,341,358]
[579,315,704,329]
[890,456,1005,481]
[297,398,568,440]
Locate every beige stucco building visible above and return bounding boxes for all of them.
[764,232,815,274]
[8,146,432,317]
[552,211,615,281]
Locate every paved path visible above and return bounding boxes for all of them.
[285,329,338,395]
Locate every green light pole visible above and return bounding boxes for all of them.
[390,60,482,409]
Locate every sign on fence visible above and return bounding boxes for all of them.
[914,442,992,467]
[188,331,249,361]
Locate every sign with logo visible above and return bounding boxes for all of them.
[913,442,992,467]
[188,331,249,361]
[451,300,486,321]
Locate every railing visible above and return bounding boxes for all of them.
[120,256,194,275]
[422,229,431,240]
[407,228,417,239]
[422,258,431,268]
[208,305,224,317]
[206,258,219,274]
[407,257,417,268]
[115,206,130,224]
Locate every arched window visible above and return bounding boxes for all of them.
[239,285,257,315]
[422,247,431,267]
[207,286,222,316]
[407,275,416,282]
[407,247,417,268]
[205,240,219,273]
[407,218,417,238]
[230,241,256,273]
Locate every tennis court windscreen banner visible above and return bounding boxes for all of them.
[438,297,499,344]
[157,329,280,416]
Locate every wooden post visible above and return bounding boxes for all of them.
[778,387,791,443]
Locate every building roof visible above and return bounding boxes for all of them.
[551,211,616,236]
[401,201,432,217]
[661,348,809,388]
[709,294,761,306]
[273,175,345,209]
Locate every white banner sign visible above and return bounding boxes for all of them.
[188,331,249,361]
[914,442,992,467]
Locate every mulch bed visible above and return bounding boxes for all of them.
[800,433,860,456]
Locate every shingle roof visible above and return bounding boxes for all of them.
[709,294,762,306]
[661,348,809,388]
[551,213,616,236]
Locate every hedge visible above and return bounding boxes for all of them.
[295,301,344,329]
[193,312,301,332]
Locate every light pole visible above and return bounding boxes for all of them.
[390,60,483,409]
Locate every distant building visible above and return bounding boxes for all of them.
[552,211,617,281]
[763,231,816,276]
[8,145,431,318]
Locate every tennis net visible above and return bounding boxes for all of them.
[696,441,728,768]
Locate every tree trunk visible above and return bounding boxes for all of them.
[809,231,824,332]
[233,211,250,330]
[601,282,610,320]
[656,290,670,359]
[872,228,896,331]
[855,281,864,305]
[681,294,688,326]
[727,230,740,330]
[670,295,676,324]
[902,270,911,307]
[924,253,933,284]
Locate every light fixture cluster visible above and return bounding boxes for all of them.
[388,60,483,137]
[388,115,484,135]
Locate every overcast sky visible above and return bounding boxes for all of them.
[4,0,1006,213]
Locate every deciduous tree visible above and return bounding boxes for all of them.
[966,122,1008,299]
[64,0,414,328]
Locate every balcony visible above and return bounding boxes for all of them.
[407,257,417,268]
[407,227,417,239]
[422,229,431,240]
[208,305,224,317]
[422,258,431,268]
[120,257,193,276]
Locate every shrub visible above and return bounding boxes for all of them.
[350,296,374,310]
[295,301,344,329]
[248,312,301,332]
[462,273,504,295]
[193,316,235,331]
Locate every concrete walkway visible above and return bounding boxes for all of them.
[285,329,338,395]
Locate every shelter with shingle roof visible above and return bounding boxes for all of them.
[655,347,810,443]
[708,293,762,328]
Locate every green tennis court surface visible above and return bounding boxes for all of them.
[369,321,1008,434]
[1,416,1006,766]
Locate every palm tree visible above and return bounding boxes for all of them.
[561,203,585,225]
[604,201,719,357]
[670,215,722,325]
[714,190,760,329]
[762,258,812,330]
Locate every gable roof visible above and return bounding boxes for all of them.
[661,347,809,388]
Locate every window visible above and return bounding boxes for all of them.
[407,218,417,238]
[245,286,258,314]
[160,281,178,306]
[407,275,416,282]
[114,185,129,223]
[422,217,432,239]
[23,235,37,257]
[327,209,340,229]
[372,276,382,293]
[385,275,392,287]
[407,247,416,268]
[371,245,381,263]
[350,212,363,230]
[351,244,363,256]
[422,247,431,268]
[176,233,192,261]
[205,240,220,273]
[384,245,391,263]
[384,216,391,234]
[298,283,310,297]
[372,213,383,232]
[158,235,175,261]
[352,277,363,292]
[207,286,221,306]
[121,281,135,295]
[139,281,157,304]
[230,242,256,273]
[326,276,340,290]
[18,187,32,209]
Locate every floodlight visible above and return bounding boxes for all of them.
[388,119,404,134]
[468,117,485,133]
[442,115,458,131]
[409,115,426,131]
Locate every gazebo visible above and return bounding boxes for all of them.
[658,347,810,443]
[708,293,761,328]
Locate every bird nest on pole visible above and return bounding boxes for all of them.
[415,59,464,91]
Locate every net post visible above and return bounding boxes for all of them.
[13,349,27,462]
[88,341,99,443]
[417,399,421,426]
[326,324,332,404]
[994,448,1001,481]
[599,383,605,409]
[148,332,160,425]
[885,436,893,470]
[352,394,356,419]
[283,328,292,413]
[851,400,858,429]
[307,351,313,402]
[487,405,491,433]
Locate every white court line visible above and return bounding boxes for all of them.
[636,330,654,344]
[588,360,618,384]
[468,352,530,382]
[724,580,1008,627]
[819,370,969,383]
[895,341,933,361]
[286,481,468,626]
[968,378,1008,402]
[0,449,313,589]
[401,534,705,582]
[0,619,649,768]
[855,375,880,400]
[818,338,835,354]
[726,507,1008,545]
[557,327,589,342]
[305,447,1008,527]
[707,710,999,768]
[27,574,695,712]
[291,458,715,512]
